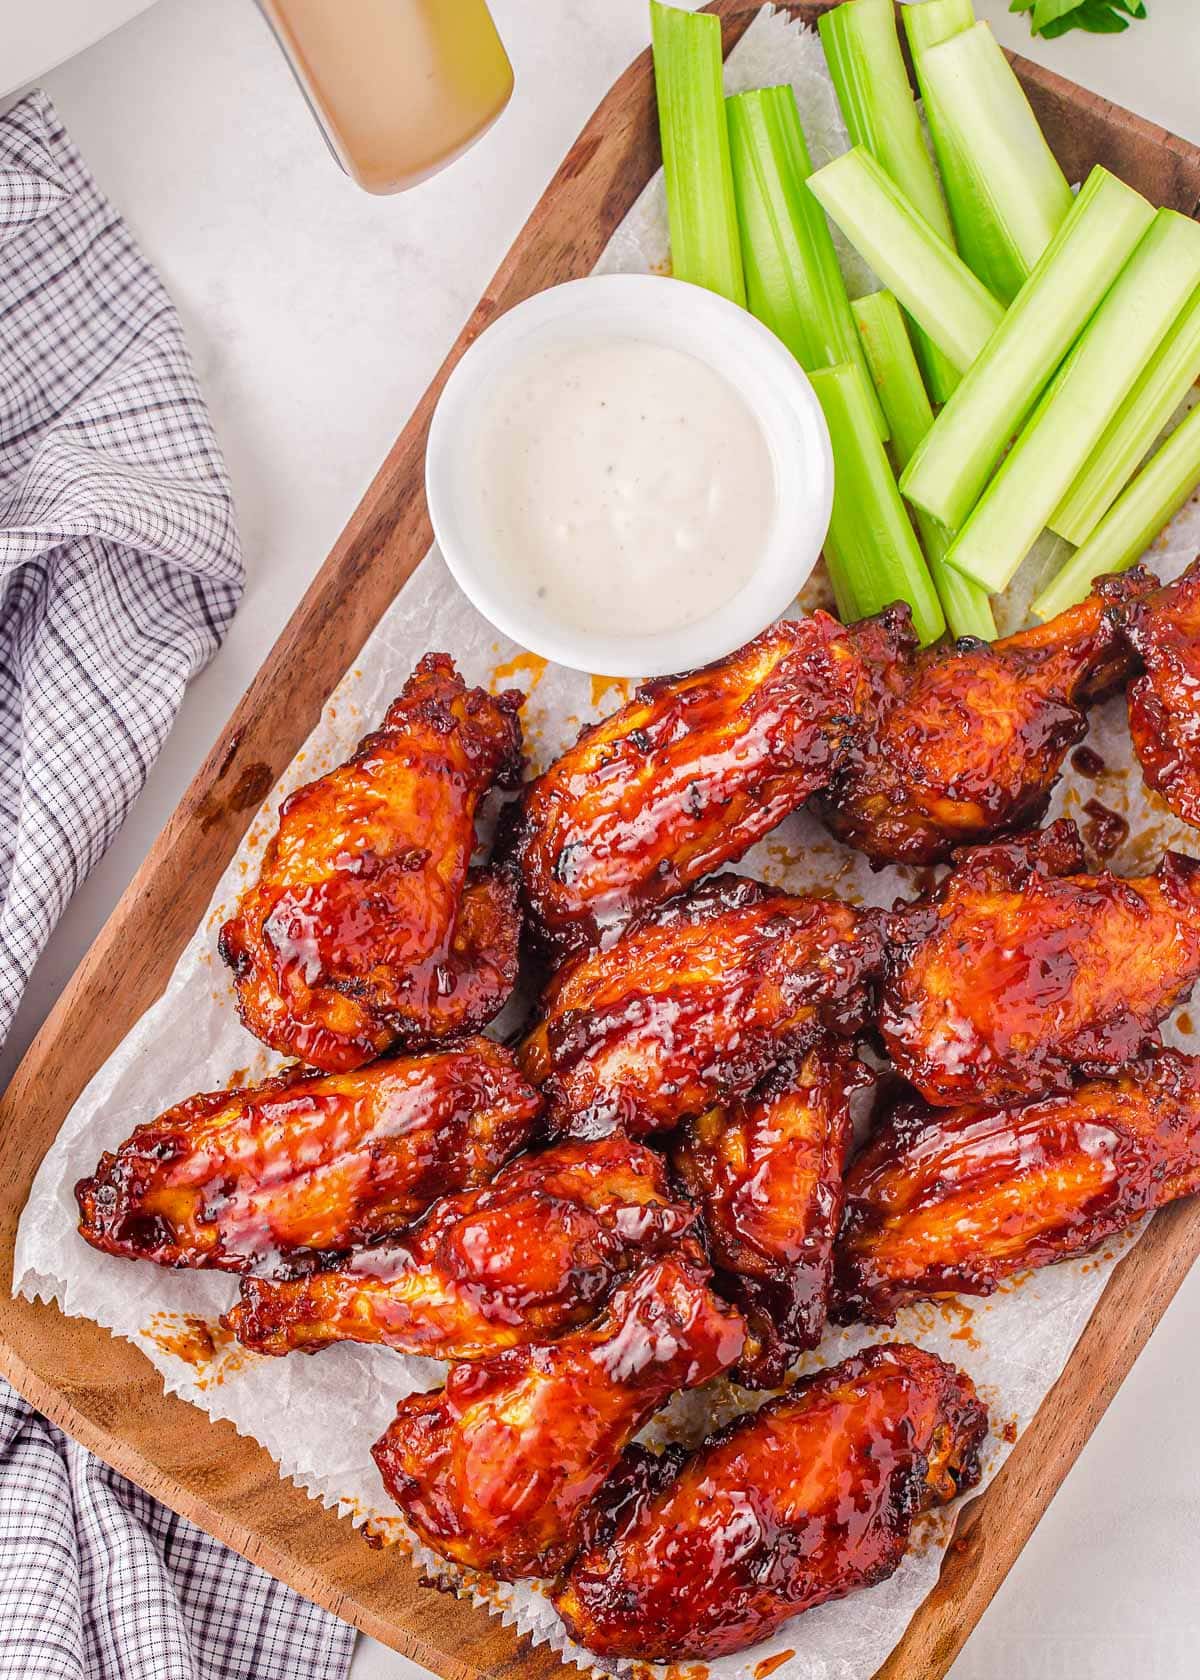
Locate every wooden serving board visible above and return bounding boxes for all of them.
[2,8,1199,1678]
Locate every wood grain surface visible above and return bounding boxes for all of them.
[2,7,1199,1679]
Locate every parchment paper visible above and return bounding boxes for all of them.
[15,10,1200,1678]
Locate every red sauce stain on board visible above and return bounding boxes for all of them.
[1001,1418,1019,1444]
[491,652,548,693]
[590,674,633,712]
[1081,797,1130,860]
[1178,1011,1194,1036]
[755,1650,796,1678]
[142,1312,253,1388]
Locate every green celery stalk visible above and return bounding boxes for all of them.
[914,22,1073,303]
[726,86,887,440]
[901,166,1155,533]
[852,290,995,640]
[818,0,960,404]
[1051,285,1200,545]
[1032,399,1200,620]
[903,0,977,57]
[946,209,1200,595]
[810,361,946,645]
[650,0,745,305]
[807,147,1003,373]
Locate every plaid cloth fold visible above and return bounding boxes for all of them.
[0,91,354,1680]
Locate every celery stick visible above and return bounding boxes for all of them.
[1051,285,1200,545]
[901,167,1155,533]
[853,291,995,640]
[902,0,976,57]
[810,362,946,645]
[807,147,1003,374]
[947,209,1200,595]
[650,0,745,305]
[1033,400,1200,621]
[915,22,1073,304]
[726,86,887,440]
[818,0,960,404]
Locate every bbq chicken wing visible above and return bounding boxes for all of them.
[371,1255,745,1580]
[218,654,524,1072]
[674,1042,867,1388]
[75,1038,540,1271]
[519,874,884,1140]
[224,1136,698,1358]
[835,1050,1200,1323]
[881,820,1200,1107]
[512,610,910,958]
[553,1342,987,1662]
[814,571,1154,866]
[1102,557,1200,830]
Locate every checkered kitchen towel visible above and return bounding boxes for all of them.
[0,92,353,1680]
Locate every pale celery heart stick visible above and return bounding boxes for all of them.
[947,209,1200,595]
[1034,401,1200,620]
[726,84,887,440]
[913,20,1072,304]
[1051,286,1200,546]
[901,167,1155,534]
[809,361,945,646]
[818,0,960,404]
[808,146,1003,374]
[650,0,745,305]
[852,290,995,640]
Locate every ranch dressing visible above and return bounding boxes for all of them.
[474,338,776,637]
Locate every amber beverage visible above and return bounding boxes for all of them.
[259,0,514,194]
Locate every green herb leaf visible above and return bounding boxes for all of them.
[1009,0,1147,40]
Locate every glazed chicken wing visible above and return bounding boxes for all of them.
[1102,557,1200,830]
[835,1050,1200,1323]
[882,820,1200,1107]
[512,611,909,958]
[520,874,883,1140]
[371,1255,744,1580]
[815,571,1153,866]
[674,1041,867,1388]
[75,1038,540,1271]
[224,1136,698,1358]
[219,654,524,1072]
[553,1343,987,1662]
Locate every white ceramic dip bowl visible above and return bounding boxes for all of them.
[426,273,833,678]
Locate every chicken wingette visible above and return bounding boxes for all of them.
[674,1041,866,1388]
[219,654,524,1072]
[519,874,883,1139]
[512,611,909,957]
[1103,557,1200,831]
[835,1051,1200,1322]
[553,1343,987,1662]
[75,1039,540,1270]
[224,1136,697,1358]
[814,571,1153,866]
[371,1255,745,1580]
[882,820,1200,1107]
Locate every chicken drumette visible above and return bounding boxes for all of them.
[75,1039,540,1271]
[882,821,1200,1107]
[511,611,908,958]
[674,1041,867,1388]
[835,1049,1200,1322]
[1102,557,1200,830]
[553,1343,987,1661]
[219,654,524,1072]
[814,571,1153,866]
[519,874,883,1140]
[224,1135,697,1359]
[371,1255,745,1580]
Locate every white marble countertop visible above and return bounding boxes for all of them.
[4,2,1198,1677]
